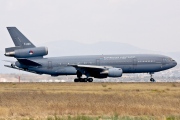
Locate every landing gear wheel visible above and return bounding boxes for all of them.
[83,78,88,82]
[88,78,93,82]
[80,78,87,82]
[74,78,88,82]
[150,78,155,82]
[149,73,155,82]
[74,78,79,82]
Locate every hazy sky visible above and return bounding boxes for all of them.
[0,0,180,52]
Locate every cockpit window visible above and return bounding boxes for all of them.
[164,58,174,62]
[170,58,175,61]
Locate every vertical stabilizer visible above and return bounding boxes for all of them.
[7,27,36,48]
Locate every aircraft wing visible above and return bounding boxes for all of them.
[70,64,109,70]
[4,59,42,74]
[69,64,112,77]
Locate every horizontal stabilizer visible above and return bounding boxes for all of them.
[17,59,42,66]
[3,60,16,64]
[4,65,42,74]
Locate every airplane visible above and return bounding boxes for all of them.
[4,27,177,82]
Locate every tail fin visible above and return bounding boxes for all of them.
[7,27,36,48]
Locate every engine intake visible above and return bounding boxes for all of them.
[108,68,123,77]
[5,47,48,58]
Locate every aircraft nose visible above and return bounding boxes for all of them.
[173,60,177,67]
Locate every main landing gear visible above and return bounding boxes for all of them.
[150,73,155,82]
[74,70,93,82]
[74,78,93,82]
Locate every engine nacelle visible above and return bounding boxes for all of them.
[108,68,123,77]
[5,47,48,58]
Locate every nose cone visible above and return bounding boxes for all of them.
[173,60,177,67]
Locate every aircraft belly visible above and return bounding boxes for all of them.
[56,66,76,75]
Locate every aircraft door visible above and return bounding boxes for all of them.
[96,59,100,66]
[48,61,53,69]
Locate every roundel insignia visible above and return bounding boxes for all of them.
[29,50,34,55]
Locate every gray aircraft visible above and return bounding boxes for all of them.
[4,27,177,82]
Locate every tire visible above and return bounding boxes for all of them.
[150,78,155,82]
[88,78,93,82]
[74,79,79,82]
[84,78,88,82]
[79,78,83,82]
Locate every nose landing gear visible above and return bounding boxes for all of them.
[150,73,155,82]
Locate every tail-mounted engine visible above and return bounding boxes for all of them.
[5,47,48,58]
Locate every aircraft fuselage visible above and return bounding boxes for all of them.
[15,54,177,78]
[4,27,177,82]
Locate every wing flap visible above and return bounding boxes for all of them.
[3,60,16,64]
[69,64,109,70]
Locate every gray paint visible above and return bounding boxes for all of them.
[4,27,177,80]
[21,54,176,77]
[7,27,35,48]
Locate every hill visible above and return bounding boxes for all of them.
[41,40,154,57]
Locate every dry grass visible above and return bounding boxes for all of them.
[0,82,179,119]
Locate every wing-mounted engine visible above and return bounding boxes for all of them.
[5,47,48,58]
[69,64,123,78]
[107,68,123,77]
[100,68,123,77]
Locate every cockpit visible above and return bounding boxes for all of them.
[163,57,177,68]
[169,58,175,61]
[164,58,175,62]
